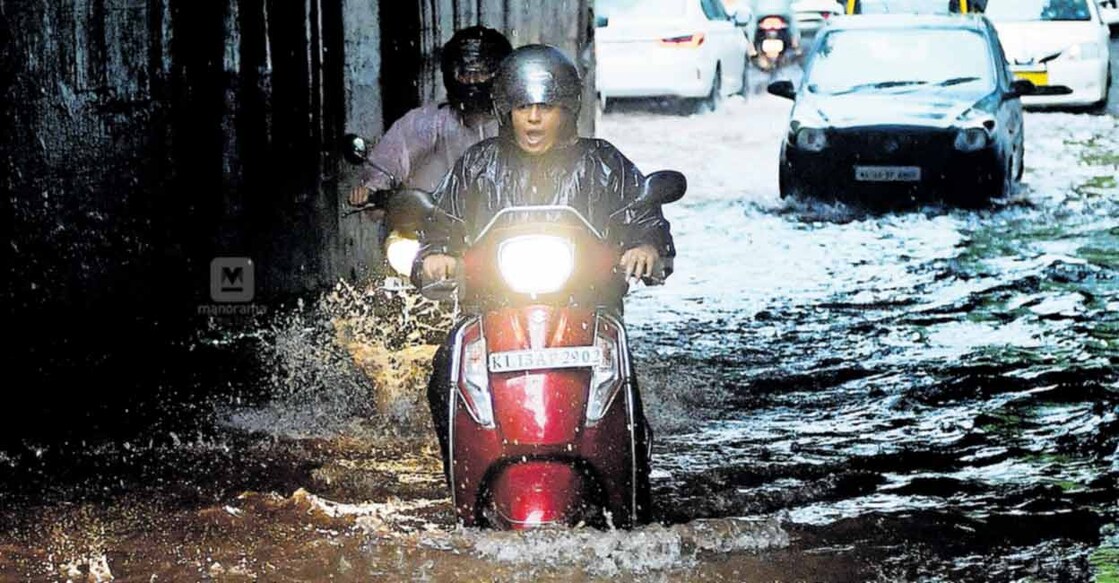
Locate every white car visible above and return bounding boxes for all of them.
[793,0,844,36]
[596,0,751,112]
[984,0,1113,108]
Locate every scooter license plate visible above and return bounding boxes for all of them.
[488,346,603,373]
[762,39,785,55]
[854,166,921,182]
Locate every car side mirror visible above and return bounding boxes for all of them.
[342,133,370,165]
[768,80,796,100]
[1008,79,1036,97]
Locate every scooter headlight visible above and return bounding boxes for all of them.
[586,334,622,425]
[497,235,575,295]
[954,127,989,152]
[385,232,420,276]
[459,334,495,428]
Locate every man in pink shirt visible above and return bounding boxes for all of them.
[348,26,514,206]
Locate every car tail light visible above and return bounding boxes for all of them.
[760,17,788,30]
[459,332,495,428]
[660,33,705,47]
[821,11,831,19]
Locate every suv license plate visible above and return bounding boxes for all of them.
[488,346,603,373]
[855,166,921,182]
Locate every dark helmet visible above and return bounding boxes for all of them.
[492,44,583,123]
[441,26,513,115]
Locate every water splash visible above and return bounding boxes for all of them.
[218,279,453,439]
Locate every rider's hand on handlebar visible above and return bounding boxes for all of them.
[423,254,458,282]
[620,244,660,280]
[348,185,371,206]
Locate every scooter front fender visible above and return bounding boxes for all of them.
[488,461,591,529]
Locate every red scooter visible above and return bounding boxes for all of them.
[404,171,685,529]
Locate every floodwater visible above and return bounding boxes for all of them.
[2,92,1116,580]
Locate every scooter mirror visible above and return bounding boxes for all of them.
[638,170,687,207]
[342,133,370,165]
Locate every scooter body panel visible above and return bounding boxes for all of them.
[449,307,640,528]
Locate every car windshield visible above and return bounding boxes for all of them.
[858,0,953,14]
[806,29,995,95]
[597,0,688,18]
[982,0,1093,21]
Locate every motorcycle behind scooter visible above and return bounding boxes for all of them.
[402,171,686,529]
[340,134,452,350]
[342,134,429,290]
[752,0,801,79]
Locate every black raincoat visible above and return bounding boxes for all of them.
[413,135,676,283]
[419,134,666,484]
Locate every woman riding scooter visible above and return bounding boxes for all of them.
[415,44,681,527]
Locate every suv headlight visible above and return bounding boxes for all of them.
[794,127,828,152]
[497,235,575,295]
[954,128,989,152]
[1062,42,1101,61]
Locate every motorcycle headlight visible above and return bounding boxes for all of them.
[1062,42,1101,61]
[497,235,575,295]
[459,333,495,428]
[954,128,989,152]
[385,232,420,276]
[794,127,828,152]
[586,334,622,425]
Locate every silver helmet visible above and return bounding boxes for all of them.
[492,44,582,121]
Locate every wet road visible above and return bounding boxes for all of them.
[611,94,1118,580]
[2,80,1118,580]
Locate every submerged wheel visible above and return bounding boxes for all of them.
[960,162,1009,208]
[779,162,816,200]
[1088,65,1111,114]
[1000,157,1014,199]
[778,163,793,199]
[694,64,723,114]
[1015,143,1025,182]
